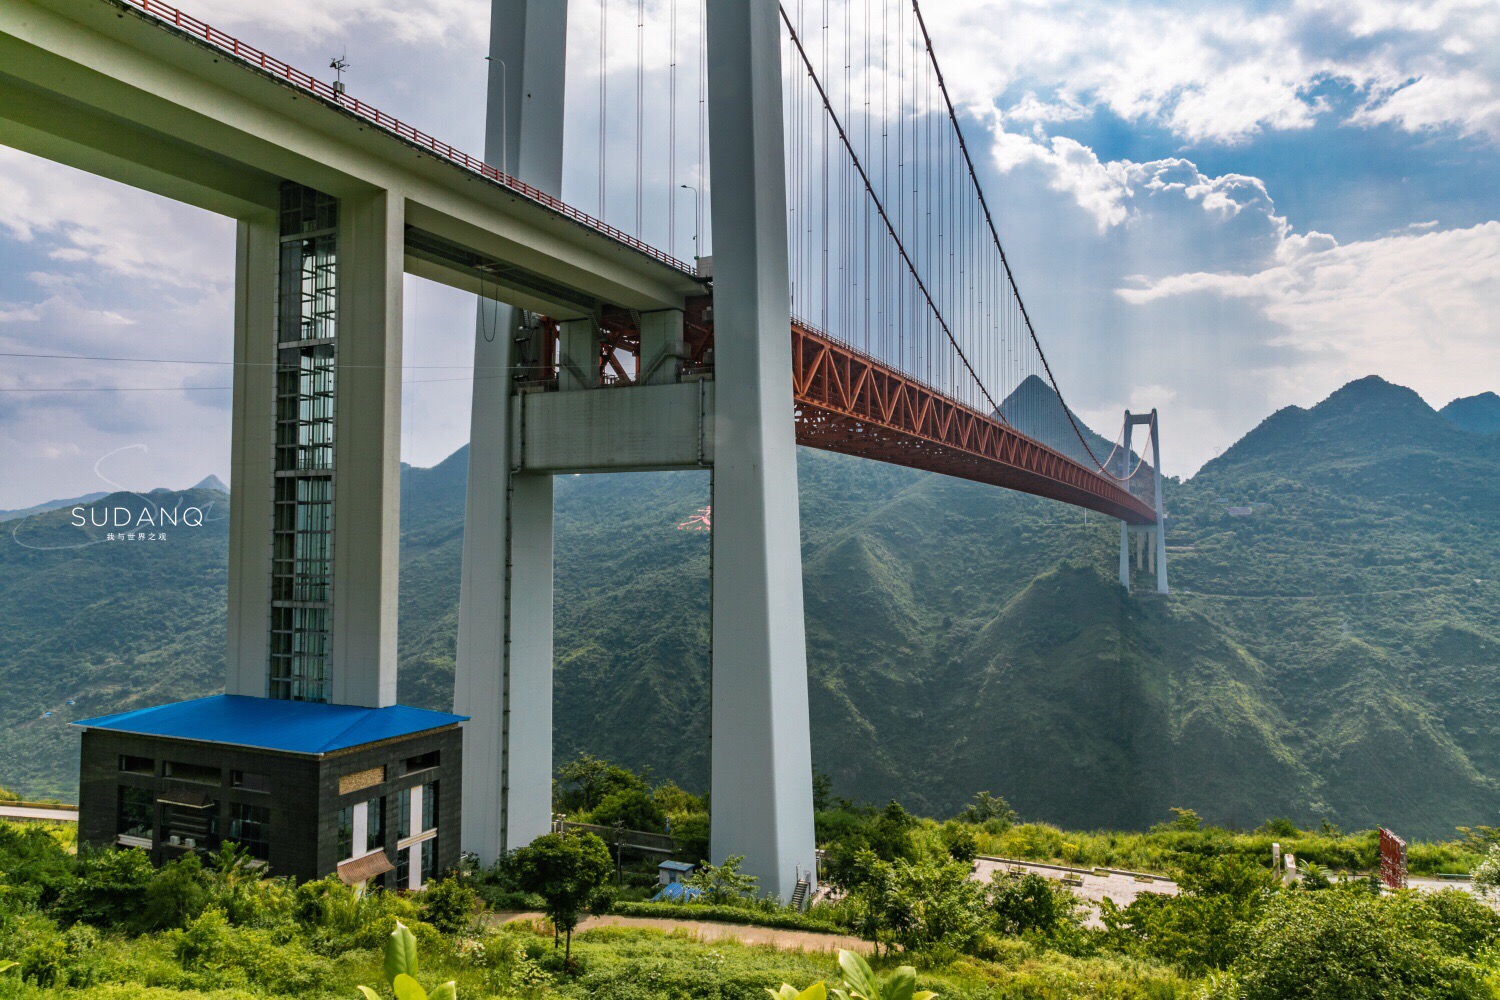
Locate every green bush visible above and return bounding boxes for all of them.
[609,899,844,932]
[421,876,481,935]
[584,788,667,834]
[989,872,1083,938]
[54,848,156,930]
[1230,887,1491,999]
[1101,855,1279,975]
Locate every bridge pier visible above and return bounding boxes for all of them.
[1118,410,1168,595]
[704,0,818,902]
[455,0,569,862]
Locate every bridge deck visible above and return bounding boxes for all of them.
[791,325,1156,524]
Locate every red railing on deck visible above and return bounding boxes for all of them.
[114,0,697,275]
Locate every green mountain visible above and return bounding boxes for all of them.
[1442,391,1500,435]
[1,377,1497,839]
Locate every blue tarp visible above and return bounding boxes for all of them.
[73,694,467,755]
[651,882,703,902]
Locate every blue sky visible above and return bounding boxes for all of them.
[1,0,1497,508]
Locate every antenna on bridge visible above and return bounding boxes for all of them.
[329,52,350,96]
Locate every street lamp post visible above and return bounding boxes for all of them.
[678,183,701,271]
[485,55,509,175]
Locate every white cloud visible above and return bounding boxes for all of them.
[987,119,1282,232]
[912,0,1500,143]
[1118,221,1500,408]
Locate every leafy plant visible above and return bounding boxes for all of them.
[511,831,613,964]
[769,949,937,1000]
[1470,843,1500,898]
[357,920,456,1000]
[684,854,760,904]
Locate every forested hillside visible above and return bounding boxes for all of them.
[2,376,1497,838]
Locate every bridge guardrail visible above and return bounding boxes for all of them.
[116,0,697,276]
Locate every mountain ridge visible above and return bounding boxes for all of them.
[0,377,1496,838]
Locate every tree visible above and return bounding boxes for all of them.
[357,921,456,1000]
[842,851,987,955]
[555,753,647,814]
[586,788,666,833]
[989,872,1083,937]
[824,802,922,889]
[511,832,612,966]
[1166,807,1203,832]
[812,771,833,813]
[1100,855,1279,975]
[1471,844,1500,899]
[684,854,759,904]
[957,791,1016,828]
[940,824,978,864]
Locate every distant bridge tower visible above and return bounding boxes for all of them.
[1118,410,1168,594]
[455,0,817,900]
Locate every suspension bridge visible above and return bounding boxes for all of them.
[0,0,1167,899]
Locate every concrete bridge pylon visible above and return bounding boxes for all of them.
[454,0,817,901]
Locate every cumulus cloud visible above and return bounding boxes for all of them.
[987,119,1281,232]
[915,0,1500,143]
[1118,221,1500,409]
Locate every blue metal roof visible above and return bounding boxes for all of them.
[658,860,696,872]
[73,694,467,755]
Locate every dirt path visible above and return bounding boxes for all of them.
[491,912,871,954]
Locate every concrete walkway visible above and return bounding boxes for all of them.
[492,912,871,954]
[0,805,77,822]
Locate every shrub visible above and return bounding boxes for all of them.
[54,847,156,930]
[683,854,759,904]
[0,822,76,910]
[1100,855,1279,975]
[586,788,667,833]
[989,872,1083,938]
[939,823,979,865]
[1230,887,1490,999]
[422,876,481,935]
[1470,843,1500,898]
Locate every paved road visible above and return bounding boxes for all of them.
[0,805,77,822]
[492,912,872,954]
[972,857,1177,927]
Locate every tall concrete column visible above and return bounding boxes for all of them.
[331,189,405,708]
[456,0,568,862]
[1150,411,1169,595]
[706,0,817,901]
[226,213,279,697]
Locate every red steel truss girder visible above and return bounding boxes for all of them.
[789,324,1158,525]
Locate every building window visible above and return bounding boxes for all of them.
[164,761,222,785]
[269,182,339,706]
[337,805,354,860]
[118,755,154,775]
[231,770,271,793]
[117,786,153,838]
[420,838,437,884]
[397,788,412,840]
[395,846,411,888]
[228,802,271,860]
[162,802,219,851]
[366,797,385,853]
[404,750,439,774]
[421,781,438,833]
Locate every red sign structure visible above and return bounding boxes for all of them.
[676,507,712,532]
[1379,827,1407,890]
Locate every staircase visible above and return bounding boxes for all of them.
[790,877,811,910]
